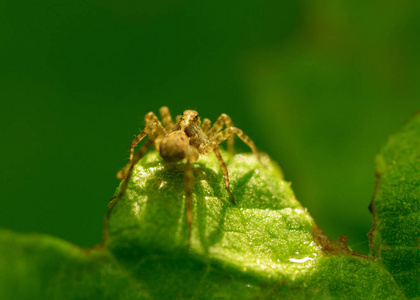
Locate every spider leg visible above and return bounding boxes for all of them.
[201,118,211,135]
[213,145,235,204]
[117,136,155,179]
[206,114,234,153]
[116,139,154,198]
[128,112,165,161]
[159,106,174,131]
[184,147,199,248]
[102,139,154,245]
[120,121,165,179]
[175,115,182,124]
[200,127,259,160]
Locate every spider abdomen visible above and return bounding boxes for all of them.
[160,131,189,162]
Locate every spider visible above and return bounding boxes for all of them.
[109,106,260,247]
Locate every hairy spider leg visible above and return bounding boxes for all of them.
[206,114,235,153]
[106,139,154,227]
[175,115,181,124]
[128,112,163,161]
[184,146,199,248]
[102,138,154,245]
[213,144,236,204]
[159,106,174,132]
[119,121,166,179]
[200,127,260,160]
[201,118,211,135]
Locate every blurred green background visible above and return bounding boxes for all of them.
[1,1,419,254]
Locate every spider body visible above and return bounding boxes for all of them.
[158,110,203,162]
[110,107,259,247]
[160,131,191,162]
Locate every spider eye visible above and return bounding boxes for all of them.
[195,114,199,118]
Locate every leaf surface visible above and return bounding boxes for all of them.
[369,113,420,298]
[0,150,407,299]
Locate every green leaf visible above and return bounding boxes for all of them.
[1,149,406,299]
[0,229,142,299]
[369,113,420,298]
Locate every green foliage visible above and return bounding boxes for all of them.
[369,113,420,298]
[1,115,419,299]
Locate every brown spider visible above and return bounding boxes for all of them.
[109,106,259,247]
